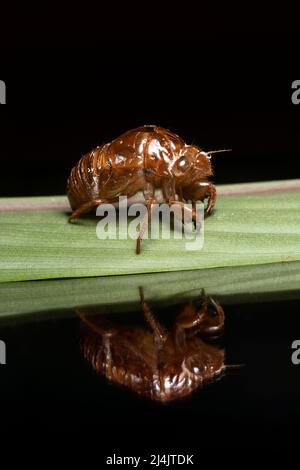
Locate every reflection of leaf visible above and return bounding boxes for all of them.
[0,179,300,283]
[0,261,299,321]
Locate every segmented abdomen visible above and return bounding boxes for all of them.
[67,144,110,209]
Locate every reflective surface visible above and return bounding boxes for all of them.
[0,284,300,448]
[78,289,227,402]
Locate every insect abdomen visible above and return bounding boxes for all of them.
[67,146,109,210]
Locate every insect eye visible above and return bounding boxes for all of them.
[176,157,189,172]
[185,355,204,374]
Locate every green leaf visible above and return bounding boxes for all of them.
[0,262,299,322]
[0,180,300,283]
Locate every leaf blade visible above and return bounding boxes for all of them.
[1,180,300,283]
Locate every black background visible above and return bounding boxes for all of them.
[0,36,300,453]
[0,41,299,197]
[1,298,300,451]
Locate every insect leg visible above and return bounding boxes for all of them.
[136,199,156,254]
[175,299,207,331]
[205,183,216,217]
[143,181,155,201]
[135,183,156,253]
[162,177,193,226]
[168,200,194,225]
[203,297,225,336]
[174,301,206,350]
[68,198,105,221]
[75,308,117,338]
[139,287,167,346]
[177,289,224,337]
[190,201,203,231]
[162,176,176,202]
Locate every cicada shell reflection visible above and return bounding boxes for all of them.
[77,289,228,402]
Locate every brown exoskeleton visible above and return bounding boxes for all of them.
[77,289,229,402]
[67,125,227,253]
